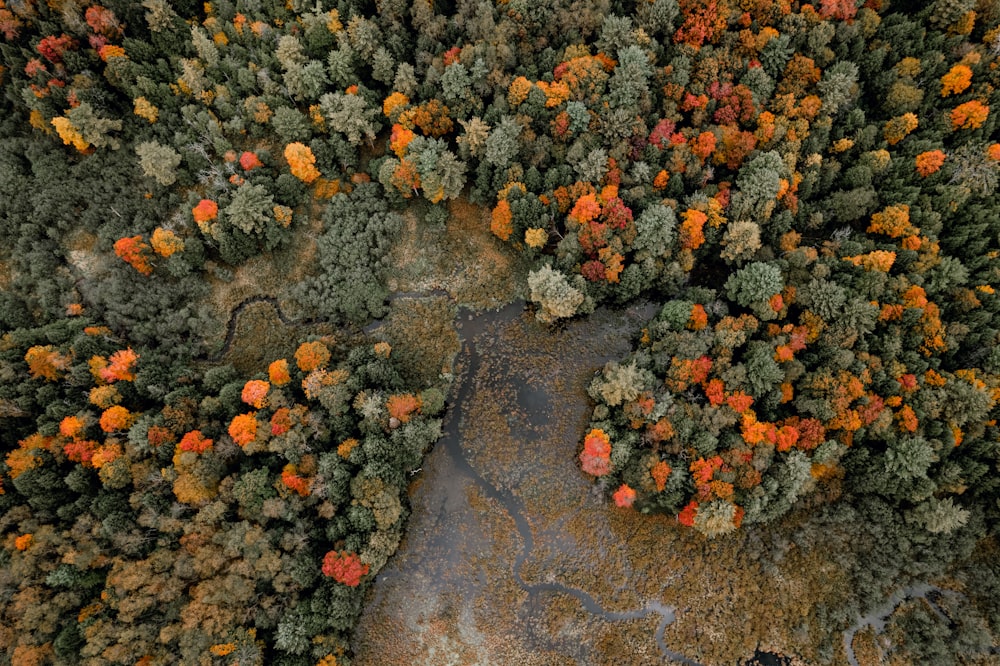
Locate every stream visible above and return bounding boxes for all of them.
[353,299,704,665]
[218,293,970,664]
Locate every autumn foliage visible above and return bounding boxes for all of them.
[284,142,321,183]
[579,428,612,476]
[294,341,330,372]
[114,236,154,275]
[950,100,989,130]
[915,150,946,177]
[229,413,258,447]
[321,550,369,587]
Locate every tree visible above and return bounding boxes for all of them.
[321,551,369,587]
[725,262,784,311]
[150,228,184,258]
[941,64,972,97]
[915,150,946,177]
[114,236,154,276]
[229,412,258,447]
[295,341,330,372]
[580,428,612,476]
[950,101,989,130]
[136,141,182,186]
[319,92,379,146]
[284,142,321,183]
[241,380,270,409]
[25,345,71,381]
[527,265,585,324]
[484,116,522,169]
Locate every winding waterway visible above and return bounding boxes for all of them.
[353,300,703,665]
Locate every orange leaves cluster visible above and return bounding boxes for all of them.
[940,64,972,97]
[269,358,291,385]
[552,55,612,102]
[536,80,570,108]
[674,0,727,49]
[270,407,292,436]
[25,345,71,381]
[389,123,416,158]
[178,430,212,454]
[679,209,707,250]
[210,644,236,658]
[867,204,916,239]
[239,151,263,171]
[229,413,258,447]
[651,461,672,492]
[507,76,532,107]
[51,116,90,152]
[689,131,717,162]
[192,199,218,224]
[150,228,184,257]
[579,428,611,476]
[99,405,133,432]
[60,415,86,439]
[915,150,946,177]
[281,464,311,496]
[568,193,601,226]
[950,100,989,130]
[668,355,712,391]
[704,377,725,406]
[14,534,33,551]
[896,404,918,433]
[322,550,369,587]
[688,304,709,330]
[338,437,360,459]
[114,236,153,276]
[843,250,896,272]
[6,434,52,479]
[613,484,636,508]
[490,199,513,241]
[409,99,453,137]
[386,393,421,423]
[91,348,139,383]
[382,91,409,120]
[294,341,330,372]
[819,0,857,20]
[241,380,270,409]
[284,142,321,183]
[89,385,121,409]
[678,500,698,526]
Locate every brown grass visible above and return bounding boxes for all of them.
[388,198,527,309]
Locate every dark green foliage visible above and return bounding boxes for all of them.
[292,183,401,325]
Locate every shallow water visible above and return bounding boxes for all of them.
[352,301,702,665]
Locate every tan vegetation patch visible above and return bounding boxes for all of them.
[377,296,459,389]
[64,229,104,282]
[852,626,884,666]
[388,198,527,309]
[204,202,325,353]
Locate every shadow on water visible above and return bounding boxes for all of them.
[354,299,705,664]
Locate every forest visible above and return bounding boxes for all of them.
[1,0,999,663]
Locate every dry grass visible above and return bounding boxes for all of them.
[388,198,527,309]
[376,296,460,389]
